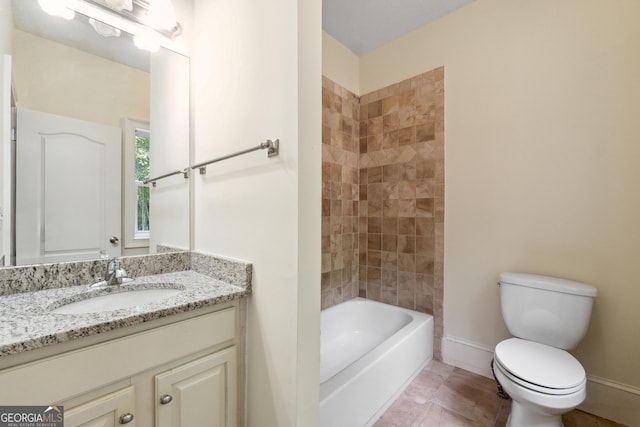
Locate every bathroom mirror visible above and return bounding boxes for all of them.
[0,0,192,267]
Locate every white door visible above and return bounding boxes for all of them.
[16,107,121,265]
[1,55,12,266]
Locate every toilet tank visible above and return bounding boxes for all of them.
[499,272,597,350]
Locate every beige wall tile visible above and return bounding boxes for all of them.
[323,70,444,354]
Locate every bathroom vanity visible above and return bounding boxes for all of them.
[0,252,251,427]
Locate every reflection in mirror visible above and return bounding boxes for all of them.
[0,0,191,267]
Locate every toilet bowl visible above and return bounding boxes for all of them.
[493,338,586,427]
[495,273,597,427]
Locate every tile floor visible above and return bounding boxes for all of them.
[373,360,626,427]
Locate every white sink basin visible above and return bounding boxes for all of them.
[52,288,182,314]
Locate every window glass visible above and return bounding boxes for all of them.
[135,130,150,237]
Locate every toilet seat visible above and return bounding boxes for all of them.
[494,338,586,396]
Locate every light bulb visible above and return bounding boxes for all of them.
[133,33,160,52]
[145,0,177,30]
[38,0,75,20]
[89,18,121,37]
[104,0,132,12]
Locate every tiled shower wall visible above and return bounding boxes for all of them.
[321,78,360,306]
[322,67,444,356]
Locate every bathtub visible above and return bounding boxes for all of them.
[319,297,434,427]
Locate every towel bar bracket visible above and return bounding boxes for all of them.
[265,138,279,158]
[145,168,189,187]
[195,139,280,175]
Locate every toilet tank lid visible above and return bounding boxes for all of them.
[499,272,597,297]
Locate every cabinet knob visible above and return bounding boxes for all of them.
[119,413,134,424]
[159,394,173,405]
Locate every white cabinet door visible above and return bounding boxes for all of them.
[65,386,136,427]
[155,347,237,427]
[15,107,121,264]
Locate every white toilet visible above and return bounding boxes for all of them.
[493,272,597,427]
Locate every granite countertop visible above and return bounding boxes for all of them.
[0,270,248,358]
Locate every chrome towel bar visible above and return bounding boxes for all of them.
[143,168,189,187]
[143,139,279,186]
[191,139,279,174]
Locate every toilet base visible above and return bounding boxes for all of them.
[507,400,563,427]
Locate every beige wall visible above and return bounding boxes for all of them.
[322,32,359,95]
[192,0,320,425]
[0,0,10,56]
[12,30,149,127]
[358,0,640,393]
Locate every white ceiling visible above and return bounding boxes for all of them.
[323,0,476,56]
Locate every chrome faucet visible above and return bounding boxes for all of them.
[105,257,127,286]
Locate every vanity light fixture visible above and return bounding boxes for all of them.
[143,0,177,32]
[86,0,181,36]
[37,0,76,20]
[89,17,122,37]
[104,0,132,12]
[133,31,160,52]
[39,0,181,53]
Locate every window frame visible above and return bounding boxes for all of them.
[122,118,150,249]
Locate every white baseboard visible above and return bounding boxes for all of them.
[580,375,640,426]
[441,335,640,426]
[441,335,494,379]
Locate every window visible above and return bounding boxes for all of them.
[134,129,150,239]
[123,118,150,250]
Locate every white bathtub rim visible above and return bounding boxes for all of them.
[320,298,434,400]
[320,315,433,401]
[319,298,434,427]
[320,299,413,382]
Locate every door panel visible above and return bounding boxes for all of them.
[16,107,121,265]
[1,54,12,266]
[155,347,237,427]
[64,386,135,427]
